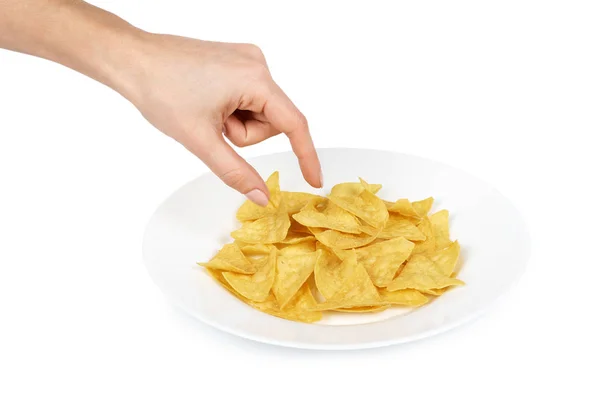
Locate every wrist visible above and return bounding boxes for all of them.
[94,26,153,104]
[30,2,151,103]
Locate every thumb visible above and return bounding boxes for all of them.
[182,123,270,206]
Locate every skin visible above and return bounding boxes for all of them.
[0,0,322,206]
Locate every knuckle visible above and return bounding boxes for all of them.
[243,43,265,59]
[296,112,309,129]
[220,168,246,189]
[233,43,266,63]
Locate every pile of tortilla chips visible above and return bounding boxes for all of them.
[198,171,464,323]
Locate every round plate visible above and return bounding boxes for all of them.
[142,148,530,350]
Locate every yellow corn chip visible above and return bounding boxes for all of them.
[378,213,427,240]
[223,246,276,302]
[412,197,434,217]
[334,305,390,313]
[428,240,461,276]
[387,254,464,292]
[231,210,290,244]
[315,241,330,252]
[313,300,383,311]
[378,288,429,307]
[386,198,421,218]
[280,283,322,322]
[329,247,351,261]
[289,218,312,234]
[282,191,322,214]
[412,217,436,254]
[328,179,388,228]
[205,268,239,296]
[358,220,381,236]
[234,241,273,256]
[252,283,322,323]
[276,240,316,256]
[236,171,282,221]
[292,199,363,234]
[278,232,316,245]
[209,269,321,322]
[330,182,382,197]
[311,227,377,250]
[315,249,380,304]
[355,237,415,287]
[198,243,256,274]
[273,250,321,308]
[422,288,445,296]
[430,209,452,250]
[313,249,343,299]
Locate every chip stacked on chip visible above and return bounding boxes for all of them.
[198,171,464,323]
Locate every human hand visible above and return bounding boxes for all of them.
[0,1,321,206]
[120,34,322,206]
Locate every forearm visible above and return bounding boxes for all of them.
[0,0,144,98]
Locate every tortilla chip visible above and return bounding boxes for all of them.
[234,242,273,256]
[272,250,321,308]
[378,288,429,307]
[236,171,282,221]
[387,254,464,292]
[386,198,421,218]
[328,179,388,228]
[292,199,363,234]
[330,182,382,197]
[378,214,427,241]
[422,288,445,296]
[197,243,256,274]
[223,246,276,302]
[355,237,415,287]
[430,209,451,250]
[428,240,461,276]
[311,227,377,250]
[276,240,316,256]
[205,268,239,296]
[412,217,436,254]
[231,210,290,244]
[252,284,322,323]
[289,218,312,234]
[315,249,380,304]
[282,191,322,214]
[278,232,316,245]
[412,197,434,217]
[334,305,391,313]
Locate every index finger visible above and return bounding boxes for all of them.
[262,82,322,188]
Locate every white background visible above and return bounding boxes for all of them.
[1,1,598,396]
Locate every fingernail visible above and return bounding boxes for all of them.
[319,171,324,188]
[245,189,269,207]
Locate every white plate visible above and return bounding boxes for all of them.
[142,148,530,350]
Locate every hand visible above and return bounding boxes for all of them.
[122,34,322,206]
[0,1,321,206]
